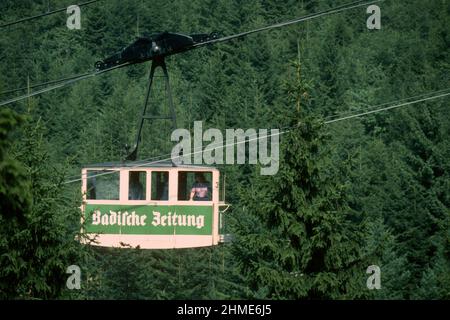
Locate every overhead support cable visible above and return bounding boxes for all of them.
[0,62,130,107]
[0,0,382,106]
[192,0,382,49]
[63,88,450,184]
[0,0,100,29]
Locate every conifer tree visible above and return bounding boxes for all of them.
[232,62,368,299]
[0,108,83,299]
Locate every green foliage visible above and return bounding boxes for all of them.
[0,110,84,299]
[232,63,367,299]
[0,109,30,221]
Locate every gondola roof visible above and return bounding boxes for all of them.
[82,160,217,170]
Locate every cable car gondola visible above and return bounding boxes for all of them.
[80,161,229,249]
[74,1,375,250]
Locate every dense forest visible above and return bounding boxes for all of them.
[0,0,449,299]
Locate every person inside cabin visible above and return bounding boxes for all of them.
[129,171,144,200]
[190,172,211,201]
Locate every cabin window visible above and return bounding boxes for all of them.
[129,171,146,200]
[86,170,120,200]
[151,171,169,201]
[178,171,212,201]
